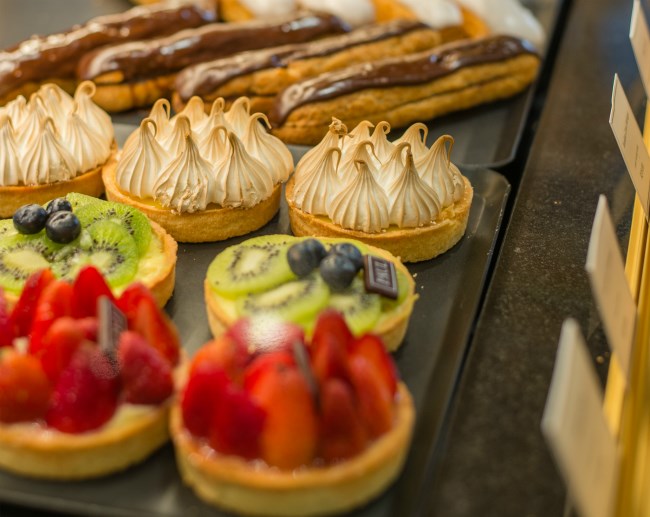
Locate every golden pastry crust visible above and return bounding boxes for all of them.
[218,0,255,21]
[0,79,77,108]
[171,383,414,517]
[102,160,282,243]
[0,402,171,480]
[271,53,540,145]
[0,148,115,219]
[88,73,175,113]
[204,237,418,352]
[286,175,474,263]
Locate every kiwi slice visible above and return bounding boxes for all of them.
[237,272,329,323]
[0,219,17,239]
[74,202,151,257]
[0,233,62,294]
[381,268,411,312]
[64,192,102,210]
[208,235,298,298]
[52,220,138,289]
[329,278,381,335]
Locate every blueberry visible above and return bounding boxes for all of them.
[319,253,357,291]
[330,242,363,272]
[46,197,73,216]
[46,212,81,244]
[287,239,327,277]
[13,204,48,234]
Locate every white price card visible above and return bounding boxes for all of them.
[585,195,636,380]
[610,74,650,219]
[541,319,619,517]
[630,0,650,96]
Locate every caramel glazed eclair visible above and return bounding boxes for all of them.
[172,19,467,114]
[270,35,541,145]
[285,119,472,262]
[76,12,350,113]
[0,0,217,107]
[102,97,293,243]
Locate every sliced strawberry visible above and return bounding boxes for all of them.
[319,378,367,462]
[348,355,394,439]
[311,310,354,351]
[191,336,250,384]
[0,351,51,423]
[10,269,55,337]
[118,331,173,405]
[227,318,304,356]
[181,362,229,437]
[46,345,120,433]
[37,317,86,383]
[0,288,14,348]
[209,385,266,459]
[76,317,99,342]
[248,362,318,469]
[131,296,180,366]
[28,280,74,356]
[243,351,295,392]
[71,266,115,319]
[348,334,398,396]
[116,283,155,327]
[310,331,350,388]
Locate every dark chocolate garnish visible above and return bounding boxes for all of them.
[292,340,319,405]
[98,295,127,368]
[363,255,398,300]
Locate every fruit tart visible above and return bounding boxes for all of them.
[0,266,181,479]
[285,119,473,262]
[204,234,416,351]
[0,82,116,218]
[0,193,177,307]
[102,97,294,242]
[171,311,415,516]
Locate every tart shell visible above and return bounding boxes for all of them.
[285,175,474,263]
[102,161,283,243]
[171,383,415,517]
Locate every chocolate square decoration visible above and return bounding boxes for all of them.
[363,255,398,300]
[98,295,127,362]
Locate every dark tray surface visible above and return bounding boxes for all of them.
[0,164,509,517]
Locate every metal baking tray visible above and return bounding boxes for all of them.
[0,0,562,168]
[0,159,510,516]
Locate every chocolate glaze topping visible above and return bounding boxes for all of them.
[175,20,427,101]
[0,1,216,99]
[77,13,350,83]
[270,35,539,126]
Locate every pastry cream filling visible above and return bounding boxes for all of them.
[290,120,465,232]
[398,0,463,29]
[116,97,293,214]
[0,82,113,187]
[300,0,376,27]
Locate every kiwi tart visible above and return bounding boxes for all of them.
[0,193,177,307]
[204,235,417,351]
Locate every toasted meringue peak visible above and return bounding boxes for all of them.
[338,140,380,183]
[62,104,112,172]
[117,118,170,200]
[292,146,341,216]
[23,117,78,185]
[376,141,410,190]
[74,81,114,144]
[148,98,173,143]
[225,97,251,137]
[40,84,74,125]
[243,113,294,184]
[370,121,394,164]
[201,125,230,165]
[213,132,274,208]
[394,123,428,162]
[16,95,48,151]
[175,96,208,133]
[0,115,25,186]
[4,96,27,128]
[161,115,192,157]
[343,120,375,154]
[328,159,389,233]
[198,98,232,146]
[154,134,210,214]
[416,134,465,207]
[387,148,441,227]
[295,118,347,180]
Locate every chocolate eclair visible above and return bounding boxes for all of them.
[77,12,350,112]
[0,1,216,106]
[269,35,541,145]
[172,19,467,115]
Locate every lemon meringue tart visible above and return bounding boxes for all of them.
[103,96,294,243]
[0,82,116,218]
[285,119,473,263]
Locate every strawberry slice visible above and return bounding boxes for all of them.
[319,378,367,462]
[46,345,120,433]
[310,330,350,388]
[28,280,74,356]
[348,334,398,396]
[181,362,229,437]
[191,336,249,385]
[0,351,51,423]
[348,355,394,439]
[0,288,14,348]
[10,269,55,337]
[116,283,155,327]
[38,317,87,383]
[209,385,266,460]
[131,296,180,366]
[71,266,115,319]
[243,351,295,393]
[118,331,173,405]
[312,310,354,351]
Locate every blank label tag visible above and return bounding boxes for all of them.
[610,74,650,218]
[585,196,636,380]
[631,0,650,96]
[541,319,619,517]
